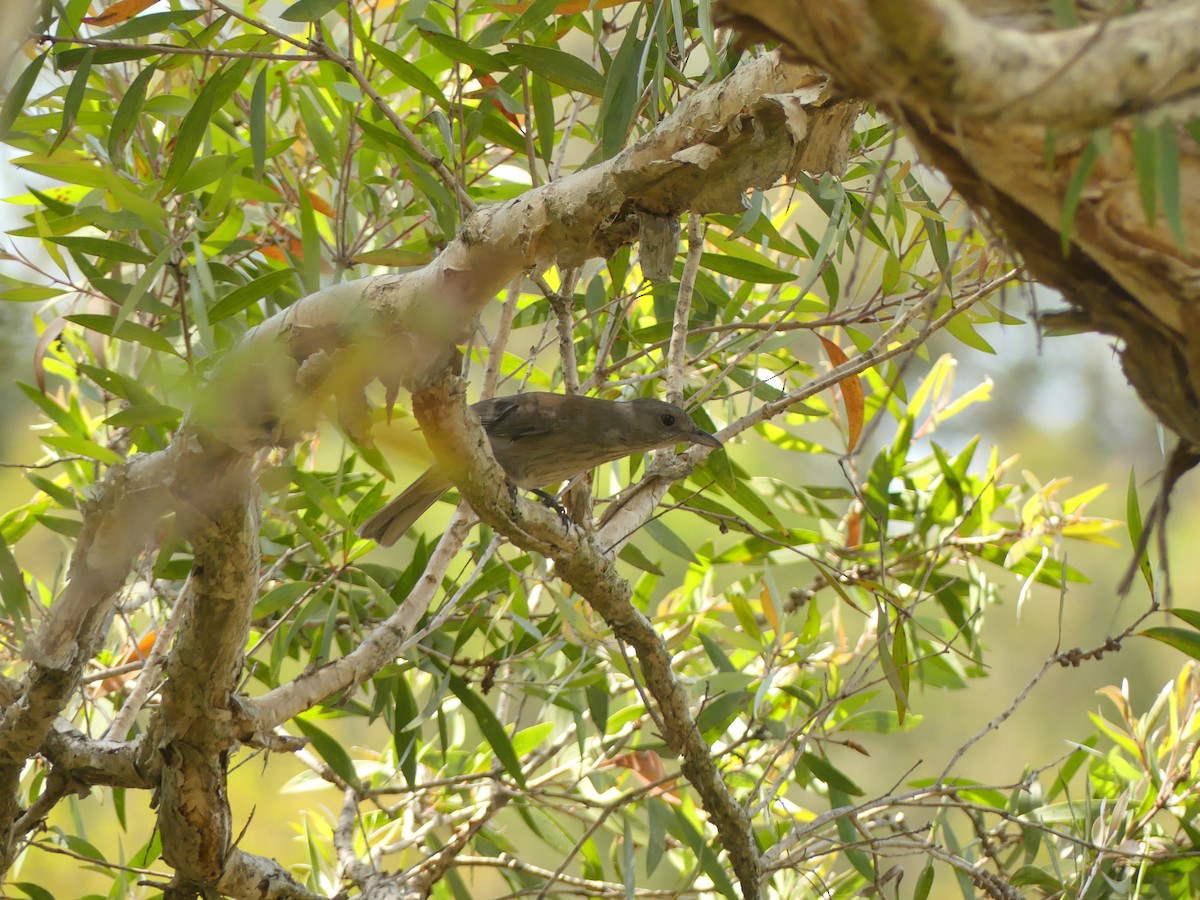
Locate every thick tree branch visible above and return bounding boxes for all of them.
[214,52,858,453]
[720,0,1200,128]
[410,376,761,900]
[157,465,257,894]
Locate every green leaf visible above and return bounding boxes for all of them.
[65,314,178,355]
[176,154,238,193]
[802,752,864,795]
[1,285,64,303]
[14,882,56,900]
[1126,466,1153,594]
[646,797,667,876]
[504,0,563,38]
[1131,119,1157,223]
[1158,119,1187,249]
[0,52,47,138]
[667,807,739,899]
[47,236,153,265]
[1060,137,1097,256]
[1169,608,1200,631]
[250,67,268,178]
[364,39,447,105]
[391,674,419,787]
[700,252,794,284]
[163,71,220,192]
[281,0,343,22]
[55,46,158,68]
[77,364,160,406]
[598,11,644,160]
[643,518,697,562]
[51,49,93,153]
[297,90,340,175]
[617,542,663,575]
[505,44,605,97]
[297,183,320,293]
[294,715,363,790]
[1139,626,1200,661]
[419,29,509,73]
[0,537,29,640]
[695,689,749,738]
[529,73,555,168]
[447,671,527,788]
[830,787,874,879]
[103,403,183,427]
[1011,866,1065,889]
[585,681,609,734]
[914,863,936,900]
[114,244,173,329]
[40,435,124,465]
[209,268,297,323]
[511,721,554,758]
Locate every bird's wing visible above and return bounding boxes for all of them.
[474,395,557,441]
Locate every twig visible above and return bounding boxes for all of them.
[666,215,705,406]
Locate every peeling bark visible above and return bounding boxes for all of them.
[155,463,257,895]
[717,0,1200,443]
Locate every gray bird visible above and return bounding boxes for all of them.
[359,392,722,546]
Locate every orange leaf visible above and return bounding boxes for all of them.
[599,750,680,803]
[82,0,157,26]
[819,336,864,453]
[305,190,336,219]
[123,629,158,663]
[844,507,862,550]
[93,630,158,698]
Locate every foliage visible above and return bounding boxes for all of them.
[0,1,1194,898]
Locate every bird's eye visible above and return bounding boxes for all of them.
[660,414,676,427]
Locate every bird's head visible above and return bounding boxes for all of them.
[621,398,723,452]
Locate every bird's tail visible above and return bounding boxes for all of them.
[358,469,451,546]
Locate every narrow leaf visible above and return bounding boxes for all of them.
[505,44,605,97]
[0,52,47,138]
[1158,119,1187,249]
[447,672,527,787]
[294,716,362,789]
[280,0,343,22]
[818,336,864,453]
[209,268,297,323]
[1060,138,1097,256]
[1139,626,1200,661]
[51,50,94,153]
[1125,467,1153,594]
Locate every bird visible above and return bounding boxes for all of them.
[358,392,722,546]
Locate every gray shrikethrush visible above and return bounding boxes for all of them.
[358,392,722,546]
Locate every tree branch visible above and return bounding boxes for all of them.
[719,0,1200,128]
[409,376,761,899]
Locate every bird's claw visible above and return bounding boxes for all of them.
[530,488,570,528]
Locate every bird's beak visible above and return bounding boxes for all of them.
[690,429,723,449]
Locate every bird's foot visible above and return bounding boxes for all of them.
[530,488,570,528]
